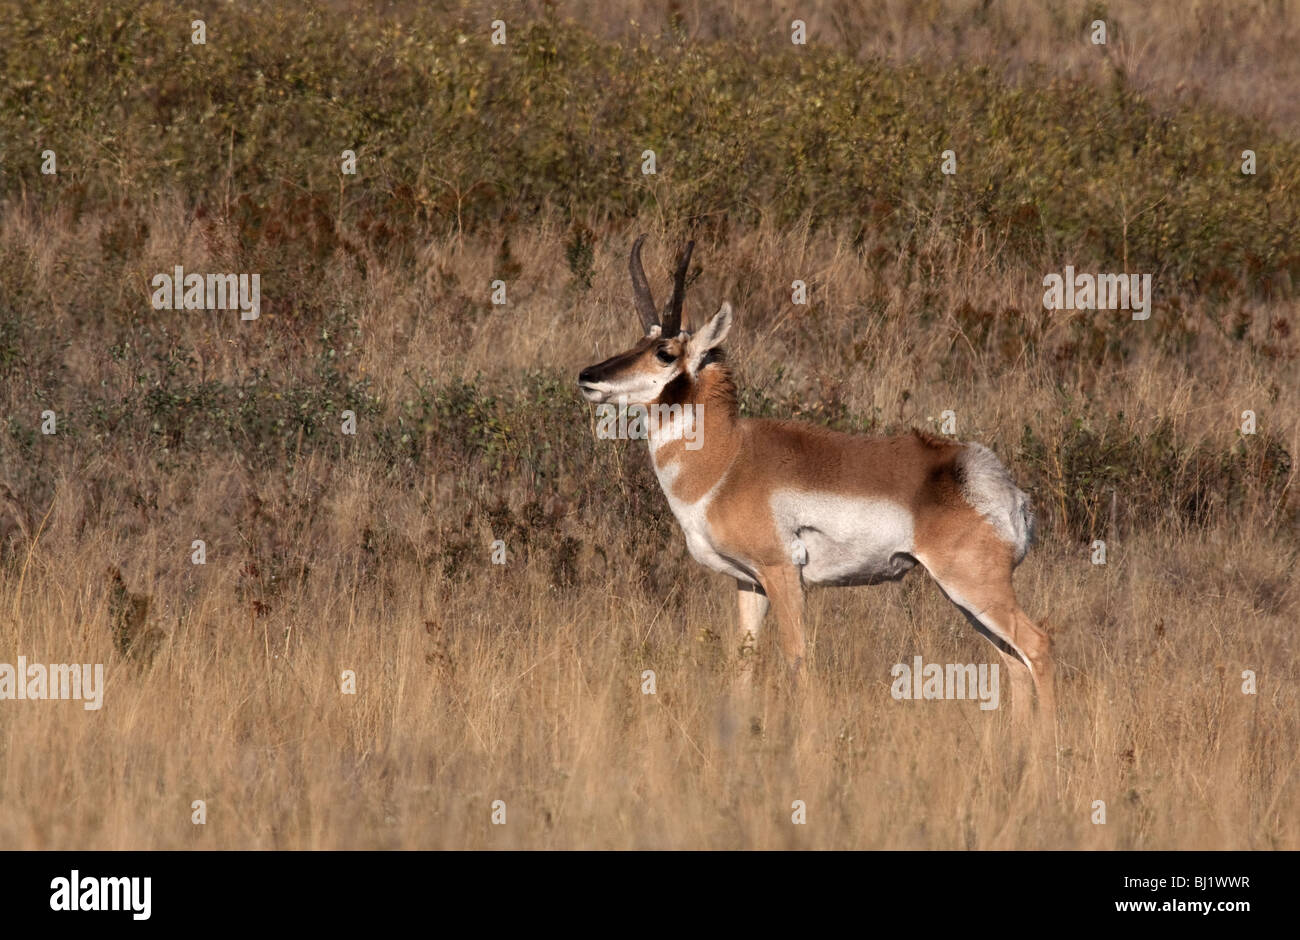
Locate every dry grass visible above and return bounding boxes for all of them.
[0,205,1295,849]
[0,0,1297,850]
[0,474,1295,849]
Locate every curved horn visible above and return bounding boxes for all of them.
[628,234,659,334]
[660,240,694,338]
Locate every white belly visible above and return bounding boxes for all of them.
[769,490,916,585]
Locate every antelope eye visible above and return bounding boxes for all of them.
[655,347,676,364]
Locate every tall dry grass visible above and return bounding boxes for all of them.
[0,203,1294,848]
[0,0,1296,849]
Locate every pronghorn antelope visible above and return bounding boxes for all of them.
[577,237,1054,721]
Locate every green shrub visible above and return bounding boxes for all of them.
[2,1,1296,297]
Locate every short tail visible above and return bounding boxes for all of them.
[956,443,1035,565]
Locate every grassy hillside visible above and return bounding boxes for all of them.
[0,0,1294,849]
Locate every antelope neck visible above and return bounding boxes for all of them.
[647,365,741,503]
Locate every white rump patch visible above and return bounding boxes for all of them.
[956,444,1034,563]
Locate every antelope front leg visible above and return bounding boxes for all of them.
[735,580,768,681]
[759,565,806,683]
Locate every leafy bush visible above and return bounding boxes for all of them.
[2,1,1296,297]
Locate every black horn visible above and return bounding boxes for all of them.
[660,240,694,338]
[628,234,660,334]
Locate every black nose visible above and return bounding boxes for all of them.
[578,367,596,385]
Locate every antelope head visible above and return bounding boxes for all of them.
[577,235,732,407]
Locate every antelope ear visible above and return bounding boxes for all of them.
[685,302,732,375]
